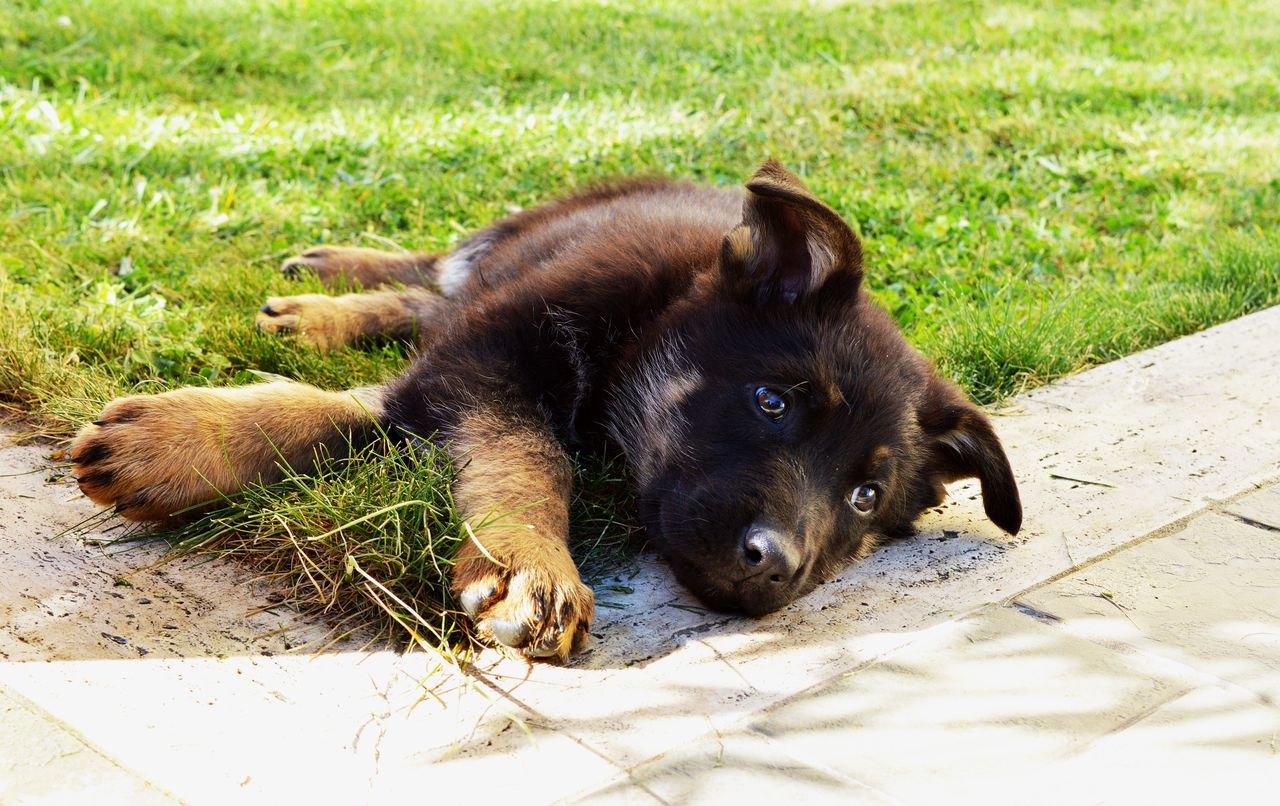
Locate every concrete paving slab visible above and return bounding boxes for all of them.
[1049,683,1280,803]
[0,685,174,805]
[1020,511,1280,703]
[580,730,894,804]
[0,649,626,802]
[743,606,1207,802]
[0,439,338,663]
[1225,485,1280,531]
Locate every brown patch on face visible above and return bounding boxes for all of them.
[447,410,593,661]
[604,336,700,485]
[868,444,893,469]
[281,246,440,288]
[70,382,384,522]
[817,376,844,411]
[255,287,441,350]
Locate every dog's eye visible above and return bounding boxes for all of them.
[754,386,788,420]
[849,484,879,514]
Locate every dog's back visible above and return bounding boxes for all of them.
[434,179,743,299]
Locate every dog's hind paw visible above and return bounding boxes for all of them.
[454,554,594,662]
[281,245,430,288]
[281,246,362,283]
[256,294,352,350]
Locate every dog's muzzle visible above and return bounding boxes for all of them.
[730,521,805,615]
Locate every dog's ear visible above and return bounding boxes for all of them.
[721,160,863,305]
[917,375,1022,535]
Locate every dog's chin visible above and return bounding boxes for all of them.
[660,550,814,617]
[642,498,814,616]
[682,567,811,616]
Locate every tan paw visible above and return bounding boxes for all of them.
[454,553,594,662]
[282,246,419,287]
[70,393,242,521]
[70,383,379,523]
[255,294,351,350]
[281,246,358,282]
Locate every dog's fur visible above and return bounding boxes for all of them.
[70,161,1021,661]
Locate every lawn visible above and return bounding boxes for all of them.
[2,0,1277,650]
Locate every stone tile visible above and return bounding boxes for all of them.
[370,722,623,804]
[503,638,774,769]
[1006,307,1280,562]
[0,651,601,802]
[0,440,342,663]
[0,656,379,801]
[0,685,173,805]
[1224,485,1280,530]
[1049,684,1280,803]
[580,731,894,804]
[748,607,1201,802]
[1020,513,1280,702]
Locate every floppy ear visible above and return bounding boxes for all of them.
[721,160,863,305]
[917,376,1022,534]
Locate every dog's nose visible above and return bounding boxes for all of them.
[741,522,801,584]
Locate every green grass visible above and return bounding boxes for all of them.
[148,431,472,654]
[3,0,1278,650]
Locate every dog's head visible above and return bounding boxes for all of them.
[611,161,1021,615]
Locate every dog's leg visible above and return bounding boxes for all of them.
[447,409,593,661]
[255,287,442,350]
[281,246,441,288]
[70,382,384,521]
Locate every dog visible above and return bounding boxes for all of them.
[69,161,1021,661]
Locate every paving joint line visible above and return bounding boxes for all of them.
[462,664,665,801]
[743,725,904,801]
[0,684,181,803]
[1216,511,1280,534]
[1002,471,1280,609]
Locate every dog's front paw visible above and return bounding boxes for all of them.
[256,294,351,350]
[454,551,594,662]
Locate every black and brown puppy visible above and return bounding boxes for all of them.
[70,161,1021,661]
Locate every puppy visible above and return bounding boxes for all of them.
[70,161,1021,660]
